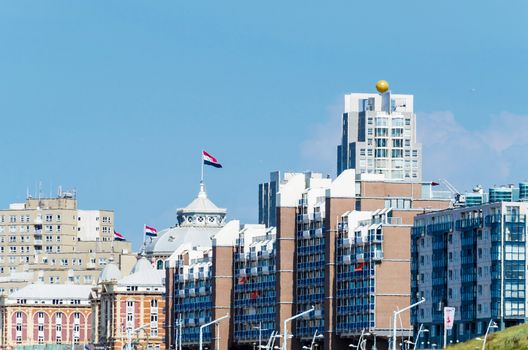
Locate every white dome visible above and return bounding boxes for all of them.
[98,262,122,283]
[131,257,154,274]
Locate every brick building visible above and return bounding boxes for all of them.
[0,283,93,349]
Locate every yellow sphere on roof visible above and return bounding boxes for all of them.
[376,80,389,93]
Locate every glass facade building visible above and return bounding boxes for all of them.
[411,201,528,347]
[173,249,213,345]
[233,226,276,345]
[295,193,326,339]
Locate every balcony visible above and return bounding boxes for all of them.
[427,222,453,234]
[372,251,384,261]
[251,267,258,276]
[178,275,189,282]
[314,212,322,221]
[504,214,526,223]
[259,250,270,259]
[198,287,207,295]
[303,230,311,239]
[178,290,185,298]
[239,268,247,277]
[456,217,483,230]
[302,214,310,223]
[34,239,43,245]
[386,217,403,225]
[355,235,368,245]
[315,228,323,238]
[356,253,365,262]
[260,266,270,275]
[342,255,351,265]
[187,318,196,326]
[189,288,196,296]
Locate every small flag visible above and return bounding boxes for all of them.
[354,262,366,272]
[431,181,440,186]
[238,277,248,285]
[114,231,125,241]
[202,151,222,168]
[145,225,158,238]
[250,290,260,300]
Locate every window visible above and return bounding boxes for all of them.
[45,215,53,222]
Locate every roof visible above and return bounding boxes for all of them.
[145,226,219,256]
[98,262,122,283]
[117,257,164,287]
[145,183,227,257]
[177,183,227,215]
[9,284,92,300]
[0,271,34,283]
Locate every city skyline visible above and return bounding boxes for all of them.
[1,2,528,250]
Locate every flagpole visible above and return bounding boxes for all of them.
[143,224,146,248]
[201,149,204,184]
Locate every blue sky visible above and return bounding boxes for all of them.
[1,1,528,249]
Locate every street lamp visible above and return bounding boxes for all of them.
[480,320,498,350]
[303,330,323,350]
[282,306,315,350]
[253,321,270,350]
[174,315,183,350]
[126,324,148,350]
[391,298,425,350]
[199,314,229,350]
[413,324,429,350]
[349,329,370,350]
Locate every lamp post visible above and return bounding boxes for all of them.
[349,329,370,350]
[282,306,315,350]
[174,315,183,350]
[480,320,498,350]
[199,314,229,350]
[253,321,270,350]
[126,324,148,350]
[260,331,277,350]
[413,324,428,350]
[391,298,425,350]
[302,330,323,350]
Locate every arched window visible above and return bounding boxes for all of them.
[156,260,163,270]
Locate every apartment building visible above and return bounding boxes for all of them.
[91,256,166,350]
[0,283,93,349]
[258,172,331,229]
[411,185,528,348]
[165,220,240,350]
[232,225,276,346]
[337,81,422,181]
[0,193,134,294]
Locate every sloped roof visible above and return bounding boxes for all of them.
[117,257,164,287]
[145,226,218,256]
[177,183,227,215]
[9,284,92,300]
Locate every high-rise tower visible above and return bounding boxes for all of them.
[337,81,422,181]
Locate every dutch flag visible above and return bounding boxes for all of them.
[202,150,222,168]
[114,231,125,241]
[145,225,158,238]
